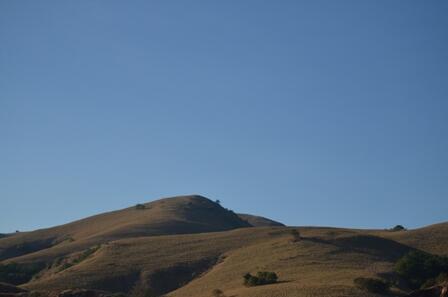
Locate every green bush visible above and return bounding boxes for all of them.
[243,271,278,286]
[390,225,406,231]
[211,289,224,297]
[75,245,101,263]
[135,204,146,210]
[354,277,390,294]
[58,245,101,272]
[395,250,448,289]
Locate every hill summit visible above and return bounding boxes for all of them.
[0,195,254,262]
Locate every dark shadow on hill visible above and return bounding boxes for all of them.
[304,235,414,261]
[0,234,13,239]
[377,271,412,292]
[143,257,219,296]
[0,282,28,294]
[0,262,46,285]
[0,237,57,261]
[88,270,141,294]
[110,257,220,296]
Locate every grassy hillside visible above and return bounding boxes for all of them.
[0,195,250,262]
[1,195,447,297]
[379,222,448,256]
[18,224,448,297]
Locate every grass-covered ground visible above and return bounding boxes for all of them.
[1,196,447,297]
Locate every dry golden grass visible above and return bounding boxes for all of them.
[17,223,447,297]
[378,221,448,256]
[0,195,249,263]
[1,195,447,297]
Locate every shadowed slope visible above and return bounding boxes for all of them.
[238,214,285,227]
[0,282,28,293]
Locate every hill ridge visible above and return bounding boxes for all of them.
[0,195,253,262]
[1,195,447,297]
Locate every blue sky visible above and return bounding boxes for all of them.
[1,1,447,232]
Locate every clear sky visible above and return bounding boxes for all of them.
[1,1,447,233]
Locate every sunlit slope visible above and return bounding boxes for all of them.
[2,194,447,297]
[168,227,415,297]
[0,195,250,262]
[378,222,448,256]
[23,227,277,294]
[20,223,448,297]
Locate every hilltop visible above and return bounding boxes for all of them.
[0,195,447,297]
[0,195,250,262]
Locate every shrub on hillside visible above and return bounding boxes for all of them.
[211,289,225,297]
[390,225,406,231]
[75,245,101,263]
[135,204,146,210]
[354,277,390,294]
[243,271,278,286]
[395,250,448,289]
[58,245,101,272]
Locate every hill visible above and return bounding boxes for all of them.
[0,195,250,263]
[14,223,448,297]
[0,195,447,297]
